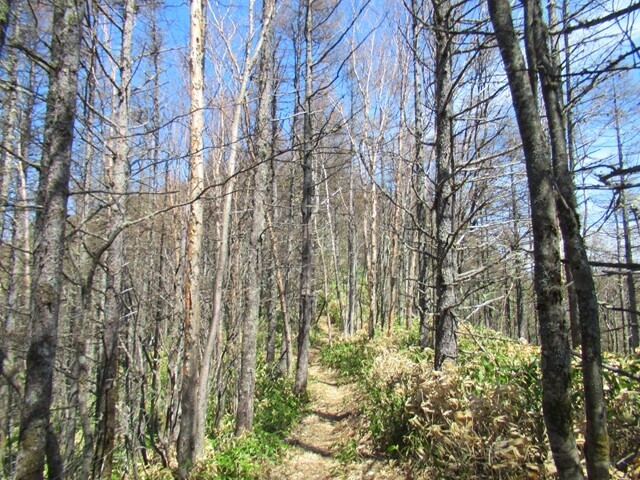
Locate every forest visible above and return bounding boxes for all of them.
[0,0,639,478]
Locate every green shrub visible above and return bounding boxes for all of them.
[195,366,307,479]
[203,431,282,480]
[254,369,307,434]
[319,330,372,379]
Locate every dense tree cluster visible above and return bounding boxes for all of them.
[0,0,638,478]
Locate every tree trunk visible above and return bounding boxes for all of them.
[1,49,31,479]
[0,33,19,239]
[14,0,82,477]
[265,208,293,373]
[432,0,458,370]
[235,0,273,434]
[527,1,609,475]
[410,0,431,348]
[294,0,315,396]
[346,155,357,337]
[323,164,344,329]
[487,0,584,477]
[177,0,205,473]
[613,91,639,350]
[92,2,135,478]
[235,165,266,434]
[364,147,379,339]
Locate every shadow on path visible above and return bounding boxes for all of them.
[286,439,334,458]
[311,409,352,422]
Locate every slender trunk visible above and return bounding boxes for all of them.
[265,209,293,373]
[346,155,357,336]
[14,0,82,477]
[323,165,344,327]
[614,213,626,352]
[235,1,272,433]
[74,31,98,480]
[364,152,378,339]
[387,153,402,333]
[488,1,584,477]
[0,39,19,239]
[315,190,332,343]
[265,206,277,364]
[177,0,205,473]
[550,0,579,350]
[411,0,430,347]
[2,91,31,480]
[432,0,458,369]
[528,1,609,475]
[265,159,278,365]
[235,167,266,434]
[1,30,28,477]
[92,2,135,477]
[509,165,526,340]
[294,0,315,396]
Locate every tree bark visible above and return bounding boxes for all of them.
[294,0,315,396]
[177,0,205,473]
[92,1,135,477]
[235,0,273,434]
[488,0,584,477]
[527,1,609,475]
[14,0,82,477]
[432,0,458,370]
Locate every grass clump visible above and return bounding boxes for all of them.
[200,430,283,480]
[319,330,373,379]
[321,326,640,479]
[192,366,306,479]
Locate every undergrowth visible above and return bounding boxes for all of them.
[201,368,306,479]
[320,326,640,479]
[141,365,307,480]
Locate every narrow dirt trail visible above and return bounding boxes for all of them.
[268,340,408,480]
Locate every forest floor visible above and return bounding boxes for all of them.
[267,335,409,480]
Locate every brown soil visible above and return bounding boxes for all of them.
[267,340,409,480]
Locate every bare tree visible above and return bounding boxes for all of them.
[235,0,275,436]
[612,87,639,350]
[488,0,584,477]
[526,0,609,475]
[14,0,82,477]
[177,0,205,473]
[294,0,315,396]
[92,1,136,477]
[431,0,457,369]
[193,0,274,466]
[410,0,431,347]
